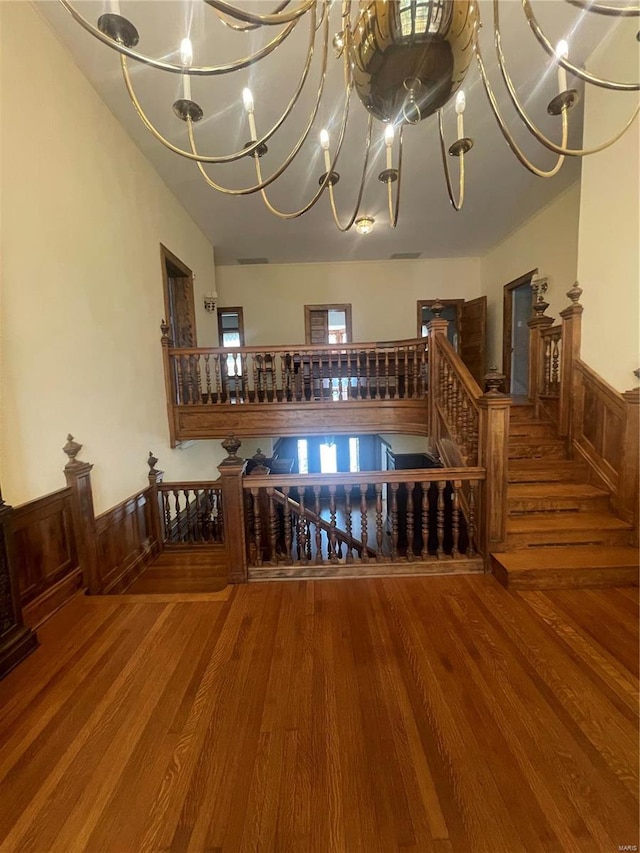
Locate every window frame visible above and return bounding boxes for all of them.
[217,306,245,348]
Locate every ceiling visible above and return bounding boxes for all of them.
[37,1,632,264]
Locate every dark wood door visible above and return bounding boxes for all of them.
[459,296,487,387]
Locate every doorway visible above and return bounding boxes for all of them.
[304,304,352,344]
[502,270,536,396]
[417,297,487,387]
[160,244,196,347]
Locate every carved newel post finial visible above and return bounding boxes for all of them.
[251,448,269,475]
[566,281,583,306]
[160,320,171,344]
[62,434,83,469]
[147,451,159,476]
[221,433,242,465]
[430,299,444,319]
[484,366,506,396]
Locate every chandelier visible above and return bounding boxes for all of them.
[61,0,639,232]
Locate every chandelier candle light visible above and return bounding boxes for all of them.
[60,0,639,232]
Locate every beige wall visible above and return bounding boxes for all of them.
[577,21,640,392]
[480,183,581,371]
[215,258,482,345]
[0,2,224,513]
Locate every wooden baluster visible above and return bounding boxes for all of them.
[438,357,445,411]
[467,480,477,556]
[359,483,369,562]
[175,358,184,406]
[184,489,193,542]
[543,335,552,395]
[283,487,293,564]
[451,479,461,558]
[298,492,308,564]
[412,344,420,399]
[436,480,446,558]
[345,486,354,564]
[457,387,465,448]
[214,353,222,403]
[459,395,469,460]
[251,488,262,567]
[313,485,323,564]
[375,483,384,561]
[204,355,212,403]
[390,348,398,400]
[267,487,277,564]
[328,485,338,563]
[451,378,459,442]
[365,349,372,399]
[242,352,249,402]
[390,482,399,561]
[383,351,390,399]
[252,353,259,403]
[194,356,202,404]
[172,489,180,541]
[336,349,343,401]
[406,481,415,562]
[268,352,276,403]
[421,481,430,560]
[162,491,171,542]
[420,343,427,397]
[280,353,286,403]
[551,332,561,392]
[305,519,312,562]
[245,491,255,563]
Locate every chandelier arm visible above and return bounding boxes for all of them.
[214,1,292,32]
[522,0,640,91]
[475,43,568,178]
[118,2,317,165]
[438,111,467,210]
[388,126,404,228]
[203,0,315,26]
[186,3,333,199]
[59,0,298,75]
[564,0,640,16]
[326,117,373,232]
[494,10,640,157]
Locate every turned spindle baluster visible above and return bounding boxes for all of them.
[406,482,415,561]
[163,492,171,541]
[345,486,354,563]
[436,480,446,558]
[451,480,461,558]
[305,519,312,561]
[402,346,408,399]
[251,488,262,566]
[359,484,369,562]
[383,350,390,399]
[298,492,308,564]
[194,356,203,404]
[313,485,323,564]
[542,336,552,395]
[267,487,278,564]
[252,353,259,403]
[375,483,384,561]
[390,482,399,561]
[412,346,420,400]
[172,490,181,541]
[390,349,398,400]
[183,489,193,541]
[421,481,430,560]
[283,486,293,564]
[365,349,372,399]
[175,358,184,406]
[214,353,222,402]
[336,350,343,401]
[451,378,459,441]
[467,481,477,556]
[420,344,427,397]
[459,396,469,460]
[204,355,212,403]
[329,485,338,563]
[242,353,250,402]
[551,332,561,392]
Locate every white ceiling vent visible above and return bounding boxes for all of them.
[237,257,269,265]
[390,252,421,260]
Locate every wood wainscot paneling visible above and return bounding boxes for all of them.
[10,488,82,629]
[175,400,430,441]
[95,489,159,594]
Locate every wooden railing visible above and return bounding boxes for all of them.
[242,468,484,577]
[156,481,224,546]
[160,328,431,443]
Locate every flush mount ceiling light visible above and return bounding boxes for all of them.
[355,216,375,235]
[61,0,639,232]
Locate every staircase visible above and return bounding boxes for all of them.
[491,403,639,589]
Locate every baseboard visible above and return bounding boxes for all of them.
[22,568,83,629]
[0,625,39,680]
[102,541,159,595]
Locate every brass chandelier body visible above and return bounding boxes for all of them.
[60,0,639,231]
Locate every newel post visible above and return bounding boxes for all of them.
[63,435,100,595]
[478,370,511,560]
[558,283,583,438]
[147,452,165,554]
[527,286,554,415]
[426,300,449,440]
[0,486,38,678]
[161,321,178,449]
[217,434,249,584]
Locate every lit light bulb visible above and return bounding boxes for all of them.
[320,129,330,150]
[242,87,254,113]
[180,37,193,100]
[455,90,466,139]
[384,124,394,169]
[355,216,374,236]
[555,40,569,94]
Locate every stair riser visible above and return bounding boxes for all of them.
[508,445,567,461]
[508,496,611,514]
[509,424,556,439]
[508,471,587,484]
[506,529,632,548]
[492,563,638,590]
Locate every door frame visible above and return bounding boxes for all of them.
[416,299,464,339]
[160,244,196,346]
[304,303,352,344]
[502,269,537,392]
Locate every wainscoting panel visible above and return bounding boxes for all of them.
[11,488,82,628]
[95,489,159,594]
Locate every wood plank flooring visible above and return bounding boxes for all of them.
[0,576,637,852]
[123,551,228,594]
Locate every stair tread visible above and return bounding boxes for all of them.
[493,545,639,572]
[507,511,633,533]
[508,483,609,499]
[508,436,565,445]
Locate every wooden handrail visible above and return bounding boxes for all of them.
[157,480,222,491]
[243,466,485,489]
[168,336,428,357]
[433,334,483,405]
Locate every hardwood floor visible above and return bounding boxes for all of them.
[123,551,228,594]
[0,577,637,852]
